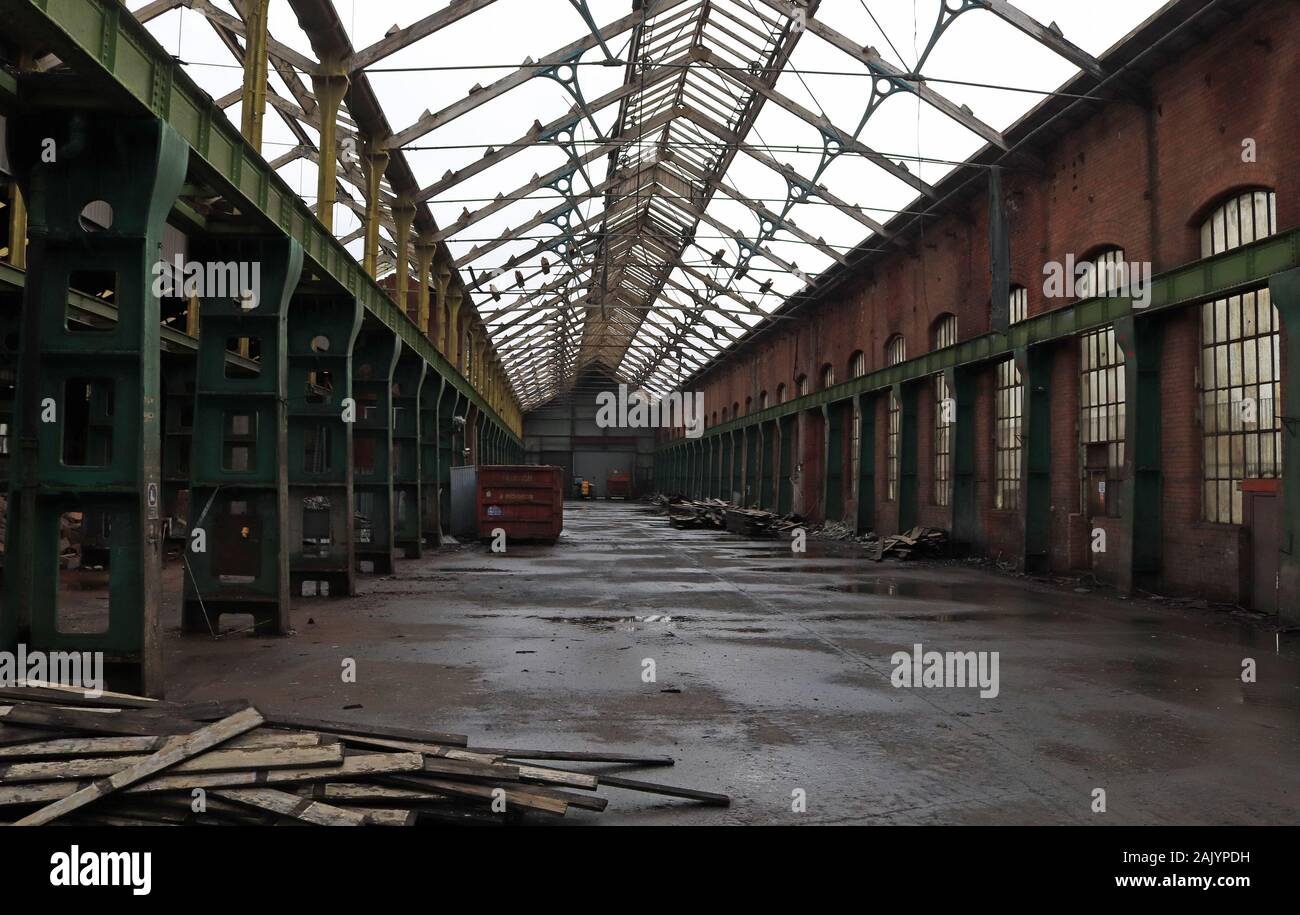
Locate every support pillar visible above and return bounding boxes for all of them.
[309,65,349,233]
[438,387,462,531]
[362,139,389,279]
[823,402,844,523]
[1114,315,1164,594]
[352,323,401,573]
[760,420,776,510]
[415,233,435,333]
[1016,344,1054,573]
[420,372,444,547]
[184,235,302,634]
[5,180,26,269]
[854,392,877,534]
[393,345,426,558]
[3,112,185,696]
[287,294,362,598]
[949,367,979,551]
[161,355,196,548]
[238,0,271,152]
[778,416,794,515]
[393,194,416,314]
[897,381,920,533]
[444,289,462,363]
[1269,268,1300,624]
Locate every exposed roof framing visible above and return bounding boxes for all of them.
[133,0,1125,413]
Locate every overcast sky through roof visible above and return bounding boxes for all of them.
[130,0,1169,409]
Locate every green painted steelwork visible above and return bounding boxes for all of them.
[160,355,194,546]
[949,367,978,550]
[777,416,793,515]
[1115,314,1163,592]
[0,0,520,445]
[897,382,919,533]
[286,293,362,598]
[658,228,1300,451]
[419,372,445,547]
[393,344,426,559]
[352,324,400,574]
[854,392,876,534]
[2,111,185,696]
[1267,267,1300,625]
[183,235,302,635]
[760,420,776,510]
[822,403,843,523]
[1017,345,1053,573]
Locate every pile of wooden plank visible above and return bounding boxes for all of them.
[0,683,729,826]
[654,496,802,537]
[868,527,950,562]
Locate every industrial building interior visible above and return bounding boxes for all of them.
[0,0,1296,842]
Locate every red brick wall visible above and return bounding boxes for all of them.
[676,2,1297,603]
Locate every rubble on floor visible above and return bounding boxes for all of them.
[0,682,729,826]
[651,495,803,536]
[867,527,949,561]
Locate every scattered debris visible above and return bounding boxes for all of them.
[651,495,802,537]
[867,527,949,562]
[0,682,730,825]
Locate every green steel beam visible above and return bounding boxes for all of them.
[1,0,520,445]
[662,227,1300,450]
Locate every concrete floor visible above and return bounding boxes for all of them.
[156,500,1300,825]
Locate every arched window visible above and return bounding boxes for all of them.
[1200,188,1279,524]
[759,390,768,410]
[849,352,866,497]
[849,351,866,379]
[777,383,786,404]
[722,407,729,422]
[732,401,740,418]
[821,364,835,390]
[932,314,958,506]
[1009,286,1028,324]
[933,314,958,349]
[744,396,752,415]
[1076,246,1127,299]
[885,335,906,366]
[795,374,808,397]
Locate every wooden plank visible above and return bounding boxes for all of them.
[0,730,324,759]
[472,747,676,766]
[212,787,368,826]
[128,751,426,792]
[13,707,265,826]
[262,713,468,747]
[333,732,502,763]
[0,700,250,736]
[420,757,520,781]
[596,773,731,806]
[0,681,160,708]
[345,806,417,826]
[517,765,598,790]
[386,774,568,816]
[0,744,343,782]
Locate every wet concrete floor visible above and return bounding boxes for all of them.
[161,501,1300,824]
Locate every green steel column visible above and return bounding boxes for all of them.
[352,323,401,574]
[778,416,794,516]
[823,403,844,522]
[897,382,920,533]
[1115,315,1163,593]
[760,420,776,510]
[419,371,444,548]
[3,112,185,696]
[854,392,877,534]
[160,355,195,549]
[1268,267,1300,623]
[0,297,18,494]
[1016,344,1054,573]
[949,367,979,551]
[438,387,462,532]
[393,344,426,559]
[184,235,303,636]
[745,425,759,507]
[286,293,362,598]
